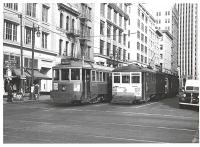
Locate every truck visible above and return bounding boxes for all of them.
[179,80,199,108]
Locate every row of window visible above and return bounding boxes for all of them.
[3,20,49,49]
[100,22,127,45]
[137,19,148,34]
[137,53,147,64]
[137,42,147,54]
[100,40,127,60]
[53,68,109,82]
[156,11,170,16]
[137,31,148,44]
[101,4,128,30]
[3,54,38,69]
[138,9,148,24]
[113,73,140,84]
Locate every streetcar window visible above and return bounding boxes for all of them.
[92,71,95,81]
[122,75,130,83]
[114,76,120,83]
[100,72,103,82]
[61,69,69,80]
[71,69,80,80]
[131,76,140,83]
[96,71,99,81]
[53,69,59,81]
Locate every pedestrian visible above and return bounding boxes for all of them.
[34,83,40,100]
[6,79,13,102]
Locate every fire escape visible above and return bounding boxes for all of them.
[79,4,91,62]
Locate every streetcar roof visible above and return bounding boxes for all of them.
[112,64,157,73]
[53,60,114,72]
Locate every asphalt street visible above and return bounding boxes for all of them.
[3,96,199,143]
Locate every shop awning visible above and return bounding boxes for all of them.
[26,69,52,80]
[13,69,30,79]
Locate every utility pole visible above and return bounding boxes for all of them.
[19,13,24,95]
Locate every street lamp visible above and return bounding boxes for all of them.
[30,23,40,100]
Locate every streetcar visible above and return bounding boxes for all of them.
[111,64,179,104]
[50,59,113,104]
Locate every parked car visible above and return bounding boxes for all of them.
[179,80,199,108]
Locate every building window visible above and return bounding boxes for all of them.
[4,20,18,42]
[138,9,140,16]
[100,3,105,17]
[137,19,140,28]
[113,45,116,58]
[145,26,147,34]
[123,49,126,61]
[119,30,122,43]
[160,54,163,59]
[71,19,75,31]
[42,32,48,49]
[128,53,130,60]
[142,13,144,20]
[65,41,69,56]
[137,31,140,39]
[107,23,111,38]
[4,3,18,11]
[26,3,36,18]
[71,43,74,57]
[100,21,104,35]
[42,5,48,22]
[113,27,117,41]
[25,27,32,44]
[145,57,147,63]
[141,33,144,42]
[141,55,144,63]
[137,53,140,61]
[66,16,69,31]
[119,14,122,27]
[123,34,126,45]
[24,57,38,69]
[137,42,140,50]
[60,13,63,28]
[107,6,111,20]
[145,36,147,44]
[100,40,104,55]
[145,46,147,54]
[107,42,110,56]
[59,39,63,55]
[85,46,90,59]
[141,23,144,31]
[141,44,144,52]
[114,11,117,24]
[124,18,127,30]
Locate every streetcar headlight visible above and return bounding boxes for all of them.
[183,94,186,97]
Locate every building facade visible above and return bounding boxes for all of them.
[177,3,198,86]
[93,3,131,68]
[129,4,161,69]
[159,30,173,73]
[3,3,95,94]
[154,4,179,75]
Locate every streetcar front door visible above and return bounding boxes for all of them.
[82,69,91,100]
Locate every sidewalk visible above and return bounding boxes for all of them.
[3,94,51,104]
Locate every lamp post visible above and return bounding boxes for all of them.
[30,23,40,100]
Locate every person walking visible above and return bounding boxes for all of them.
[34,83,40,100]
[6,79,13,102]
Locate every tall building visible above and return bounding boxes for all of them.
[154,4,179,75]
[177,3,198,86]
[129,4,161,69]
[93,3,131,68]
